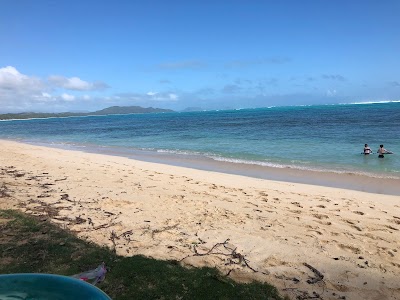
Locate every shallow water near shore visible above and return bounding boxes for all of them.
[20,141,399,195]
[0,102,399,194]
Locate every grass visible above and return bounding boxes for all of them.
[0,209,284,300]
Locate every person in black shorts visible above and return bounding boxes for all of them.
[377,144,387,158]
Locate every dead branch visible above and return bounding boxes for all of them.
[180,239,266,275]
[55,177,68,182]
[39,183,55,189]
[151,224,179,239]
[304,263,324,284]
[53,216,71,222]
[93,222,119,230]
[75,216,86,224]
[60,193,73,202]
[118,230,137,243]
[109,230,118,254]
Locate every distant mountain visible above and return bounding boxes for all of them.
[0,106,174,120]
[0,112,84,120]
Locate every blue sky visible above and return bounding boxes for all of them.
[0,1,399,112]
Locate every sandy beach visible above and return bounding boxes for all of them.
[0,140,399,300]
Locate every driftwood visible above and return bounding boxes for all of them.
[93,222,118,230]
[39,183,55,189]
[304,263,324,284]
[109,229,137,253]
[25,199,62,218]
[151,224,179,238]
[180,239,267,276]
[294,290,322,300]
[55,177,68,182]
[60,194,73,202]
[75,216,86,224]
[48,215,86,225]
[109,230,118,254]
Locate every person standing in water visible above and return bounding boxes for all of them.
[377,144,388,158]
[363,144,372,155]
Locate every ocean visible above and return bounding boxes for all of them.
[1,101,399,189]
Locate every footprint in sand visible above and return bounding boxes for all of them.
[338,243,361,254]
[385,225,399,231]
[263,256,288,267]
[363,232,388,242]
[390,218,400,225]
[343,219,357,225]
[319,197,332,203]
[308,229,323,235]
[316,220,332,226]
[353,211,365,215]
[351,225,363,232]
[393,216,400,220]
[312,213,329,220]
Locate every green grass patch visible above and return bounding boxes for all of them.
[0,210,283,300]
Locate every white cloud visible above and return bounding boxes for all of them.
[144,91,177,101]
[0,66,43,91]
[48,75,109,91]
[61,93,75,101]
[32,92,56,103]
[0,66,112,113]
[149,92,179,101]
[0,66,49,112]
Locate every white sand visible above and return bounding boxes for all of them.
[0,140,399,300]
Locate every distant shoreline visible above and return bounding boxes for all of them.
[0,105,174,120]
[2,100,399,120]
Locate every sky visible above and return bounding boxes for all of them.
[0,0,399,113]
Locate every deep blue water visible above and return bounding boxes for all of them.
[1,102,399,179]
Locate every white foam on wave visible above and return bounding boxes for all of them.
[153,149,400,179]
[207,156,400,180]
[156,149,207,156]
[338,100,400,105]
[135,144,389,176]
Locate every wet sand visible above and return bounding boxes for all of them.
[0,140,399,300]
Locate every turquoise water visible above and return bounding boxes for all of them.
[0,102,399,179]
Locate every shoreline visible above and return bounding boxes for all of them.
[20,139,400,196]
[1,139,399,300]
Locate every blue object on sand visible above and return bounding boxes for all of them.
[0,273,111,300]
